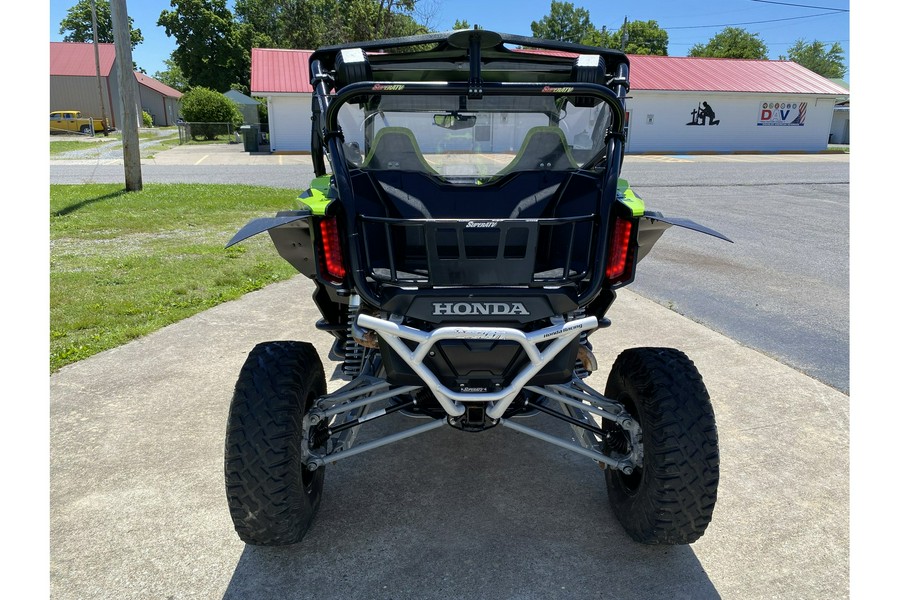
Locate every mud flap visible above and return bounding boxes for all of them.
[637,211,732,263]
[225,210,311,248]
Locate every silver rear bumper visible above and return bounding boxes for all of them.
[355,313,598,420]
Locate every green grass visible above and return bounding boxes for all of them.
[50,130,183,159]
[50,140,115,155]
[50,183,303,372]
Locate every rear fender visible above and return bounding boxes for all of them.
[226,209,318,277]
[636,211,732,263]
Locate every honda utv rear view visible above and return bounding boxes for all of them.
[224,29,730,547]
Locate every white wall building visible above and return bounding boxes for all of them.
[622,55,848,153]
[250,49,313,152]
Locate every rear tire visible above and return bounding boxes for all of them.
[603,347,719,544]
[80,125,91,134]
[225,341,326,546]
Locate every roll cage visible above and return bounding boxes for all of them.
[306,29,633,310]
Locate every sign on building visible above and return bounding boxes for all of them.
[758,102,807,126]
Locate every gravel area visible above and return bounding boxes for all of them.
[50,129,181,161]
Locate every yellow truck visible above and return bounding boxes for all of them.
[50,110,108,135]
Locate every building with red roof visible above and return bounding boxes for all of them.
[249,48,314,152]
[51,42,183,129]
[249,46,847,153]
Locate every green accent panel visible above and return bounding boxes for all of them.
[616,178,645,217]
[297,175,334,215]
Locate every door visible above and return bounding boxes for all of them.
[624,110,631,153]
[50,112,68,133]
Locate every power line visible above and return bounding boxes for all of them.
[664,11,843,30]
[749,0,849,12]
[668,39,848,46]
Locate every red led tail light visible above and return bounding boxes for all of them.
[318,217,346,280]
[605,217,633,281]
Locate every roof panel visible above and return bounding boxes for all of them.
[50,42,116,77]
[627,55,848,95]
[134,72,182,98]
[251,48,314,94]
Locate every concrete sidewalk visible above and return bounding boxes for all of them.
[50,276,848,600]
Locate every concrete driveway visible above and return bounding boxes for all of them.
[50,274,849,599]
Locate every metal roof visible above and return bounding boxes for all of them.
[627,54,848,95]
[134,72,182,99]
[251,48,314,94]
[50,42,116,77]
[51,43,181,98]
[224,89,259,105]
[248,47,847,97]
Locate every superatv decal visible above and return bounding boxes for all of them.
[466,220,500,228]
[372,84,406,91]
[542,86,574,93]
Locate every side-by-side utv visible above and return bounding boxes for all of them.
[224,29,730,547]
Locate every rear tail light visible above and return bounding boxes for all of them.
[605,217,634,283]
[318,216,346,281]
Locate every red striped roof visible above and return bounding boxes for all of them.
[627,54,847,95]
[251,48,314,94]
[249,47,847,96]
[50,42,116,77]
[134,72,182,98]
[517,48,845,95]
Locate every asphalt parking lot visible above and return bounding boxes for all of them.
[49,142,850,599]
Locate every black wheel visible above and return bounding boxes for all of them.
[603,347,719,545]
[80,125,91,134]
[225,341,327,546]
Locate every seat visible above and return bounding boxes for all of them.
[360,127,439,175]
[495,126,579,176]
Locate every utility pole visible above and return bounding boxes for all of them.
[109,0,142,191]
[90,0,109,136]
[621,16,629,52]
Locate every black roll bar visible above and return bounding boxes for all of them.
[317,79,629,311]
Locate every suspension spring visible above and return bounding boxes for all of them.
[342,302,365,377]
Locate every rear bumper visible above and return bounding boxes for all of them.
[355,313,598,419]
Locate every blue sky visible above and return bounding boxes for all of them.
[47,0,850,79]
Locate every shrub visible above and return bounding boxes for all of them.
[142,111,153,127]
[180,87,243,140]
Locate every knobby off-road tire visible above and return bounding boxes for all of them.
[225,341,327,546]
[603,347,719,545]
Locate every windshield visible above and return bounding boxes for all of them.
[336,93,612,181]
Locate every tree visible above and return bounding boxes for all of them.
[780,39,846,78]
[179,86,243,139]
[689,27,768,59]
[581,25,615,48]
[233,0,280,46]
[530,1,596,44]
[58,0,143,49]
[608,19,668,55]
[153,57,189,92]
[340,0,425,43]
[453,19,470,30]
[234,0,426,50]
[158,0,250,92]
